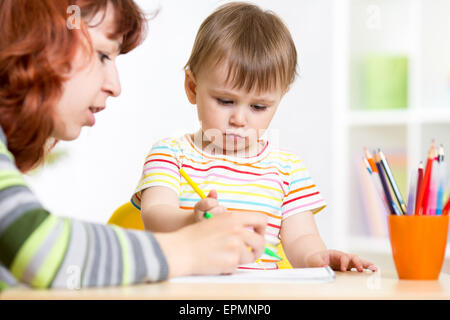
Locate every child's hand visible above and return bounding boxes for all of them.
[305,249,378,272]
[193,190,226,222]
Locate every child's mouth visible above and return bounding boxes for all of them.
[224,132,246,140]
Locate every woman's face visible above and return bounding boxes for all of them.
[52,4,122,141]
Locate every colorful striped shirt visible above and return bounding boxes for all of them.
[0,126,168,291]
[132,134,326,270]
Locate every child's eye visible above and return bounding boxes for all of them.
[217,98,234,105]
[251,104,267,111]
[98,52,111,63]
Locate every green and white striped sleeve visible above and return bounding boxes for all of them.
[0,127,168,290]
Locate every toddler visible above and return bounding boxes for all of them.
[132,2,377,272]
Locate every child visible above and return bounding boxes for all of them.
[132,2,377,272]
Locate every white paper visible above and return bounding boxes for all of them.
[170,266,335,283]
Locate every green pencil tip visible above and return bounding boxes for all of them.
[204,211,213,219]
[265,247,281,260]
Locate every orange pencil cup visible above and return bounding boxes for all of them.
[388,215,449,280]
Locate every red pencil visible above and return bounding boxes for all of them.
[443,198,450,216]
[415,161,423,212]
[422,147,437,216]
[415,142,435,215]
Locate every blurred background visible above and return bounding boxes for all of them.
[25,0,450,256]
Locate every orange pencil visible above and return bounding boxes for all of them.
[415,142,435,215]
[364,147,377,173]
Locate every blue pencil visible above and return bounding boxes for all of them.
[374,152,402,216]
[436,145,446,215]
[363,157,372,175]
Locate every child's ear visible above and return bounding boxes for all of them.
[184,69,197,104]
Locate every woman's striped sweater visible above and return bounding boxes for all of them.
[0,126,168,290]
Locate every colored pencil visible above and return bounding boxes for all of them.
[438,144,444,162]
[421,143,436,215]
[179,167,213,218]
[426,160,438,215]
[406,167,418,215]
[180,167,207,199]
[415,142,435,215]
[443,197,450,216]
[436,176,445,216]
[378,150,407,215]
[436,146,446,215]
[179,167,281,260]
[362,155,389,215]
[374,153,401,215]
[364,147,377,173]
[363,157,372,175]
[415,161,424,213]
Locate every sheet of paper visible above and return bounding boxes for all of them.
[170,266,335,283]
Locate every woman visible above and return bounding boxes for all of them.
[0,0,266,289]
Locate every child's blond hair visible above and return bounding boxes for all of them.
[184,2,297,93]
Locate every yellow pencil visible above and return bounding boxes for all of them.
[179,167,281,260]
[180,168,206,198]
[179,168,213,218]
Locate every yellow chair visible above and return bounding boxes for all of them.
[107,202,292,268]
[276,245,292,269]
[107,202,144,230]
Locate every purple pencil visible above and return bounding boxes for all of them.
[374,152,401,215]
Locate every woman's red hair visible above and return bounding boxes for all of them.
[0,0,147,172]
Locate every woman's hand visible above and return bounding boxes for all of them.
[193,190,226,222]
[305,249,378,272]
[154,211,267,277]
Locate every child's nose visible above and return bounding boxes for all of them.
[229,106,246,127]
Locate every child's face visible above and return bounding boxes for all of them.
[185,62,285,155]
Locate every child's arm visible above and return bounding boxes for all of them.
[280,211,327,268]
[140,187,225,232]
[280,211,377,272]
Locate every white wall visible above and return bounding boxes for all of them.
[26,0,335,246]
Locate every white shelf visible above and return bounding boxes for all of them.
[347,108,450,126]
[347,109,410,126]
[415,108,450,123]
[331,0,450,255]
